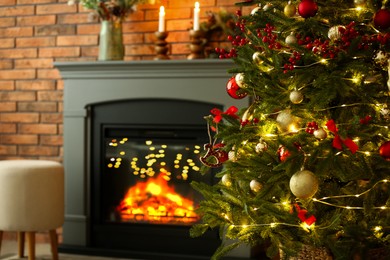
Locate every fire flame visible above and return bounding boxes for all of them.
[116,173,200,225]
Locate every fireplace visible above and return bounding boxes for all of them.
[90,99,220,258]
[55,60,249,259]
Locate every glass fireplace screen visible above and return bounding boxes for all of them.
[101,127,210,226]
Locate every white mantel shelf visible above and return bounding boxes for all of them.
[55,59,235,79]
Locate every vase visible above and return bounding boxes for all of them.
[98,20,124,61]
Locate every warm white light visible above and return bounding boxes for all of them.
[300,222,313,232]
[193,2,200,31]
[288,124,299,133]
[158,6,165,32]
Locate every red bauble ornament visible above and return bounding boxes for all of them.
[379,141,390,160]
[374,8,390,30]
[277,145,291,162]
[226,76,247,99]
[298,0,318,18]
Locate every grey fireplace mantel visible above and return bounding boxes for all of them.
[55,59,250,258]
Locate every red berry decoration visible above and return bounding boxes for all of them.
[298,0,318,18]
[374,8,390,30]
[379,141,390,161]
[226,76,247,99]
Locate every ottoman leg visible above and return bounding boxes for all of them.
[18,231,25,257]
[27,232,35,260]
[49,229,59,260]
[0,230,3,253]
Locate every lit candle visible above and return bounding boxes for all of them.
[193,2,200,31]
[158,6,165,32]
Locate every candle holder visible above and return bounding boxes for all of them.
[154,31,170,60]
[187,30,205,60]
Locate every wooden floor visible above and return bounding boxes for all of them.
[0,241,139,260]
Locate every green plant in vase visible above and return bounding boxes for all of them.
[68,0,155,60]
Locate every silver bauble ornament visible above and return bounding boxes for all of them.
[354,0,365,7]
[221,174,232,187]
[285,32,298,45]
[374,50,389,69]
[251,6,261,15]
[313,128,327,139]
[235,73,245,88]
[228,150,238,162]
[276,109,301,132]
[263,3,273,11]
[289,90,304,104]
[241,105,257,124]
[381,105,390,119]
[255,140,268,153]
[252,51,264,65]
[328,26,344,41]
[250,180,263,192]
[289,170,319,199]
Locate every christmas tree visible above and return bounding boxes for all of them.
[190,0,390,259]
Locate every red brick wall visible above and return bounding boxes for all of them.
[0,0,257,245]
[0,0,251,162]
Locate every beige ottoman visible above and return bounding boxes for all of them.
[0,160,64,260]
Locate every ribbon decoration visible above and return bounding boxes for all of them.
[199,143,228,168]
[211,106,238,123]
[326,119,358,154]
[294,204,316,226]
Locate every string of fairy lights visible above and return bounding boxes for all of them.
[212,3,390,236]
[217,178,389,234]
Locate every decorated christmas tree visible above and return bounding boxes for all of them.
[190,0,390,259]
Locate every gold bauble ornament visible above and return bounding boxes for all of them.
[250,180,263,192]
[284,1,296,17]
[289,170,319,199]
[221,174,232,187]
[276,109,301,133]
[289,90,304,104]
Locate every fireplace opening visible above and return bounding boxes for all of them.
[88,99,221,259]
[103,126,206,226]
